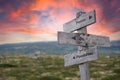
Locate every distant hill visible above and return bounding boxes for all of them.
[98,40,120,54]
[0,42,77,54]
[0,41,120,55]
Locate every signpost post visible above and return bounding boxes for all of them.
[77,27,90,80]
[57,10,110,80]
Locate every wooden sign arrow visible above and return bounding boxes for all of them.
[58,31,110,47]
[63,10,96,32]
[64,46,98,67]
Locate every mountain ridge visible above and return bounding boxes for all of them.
[0,41,120,54]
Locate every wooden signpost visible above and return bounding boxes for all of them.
[57,10,110,80]
[64,46,98,67]
[58,32,110,47]
[63,10,96,32]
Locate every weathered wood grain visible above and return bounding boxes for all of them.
[64,46,98,67]
[79,63,90,80]
[58,31,110,47]
[63,10,96,32]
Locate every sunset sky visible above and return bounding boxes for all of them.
[0,0,120,44]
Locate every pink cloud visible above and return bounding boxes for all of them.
[3,0,120,35]
[0,0,120,44]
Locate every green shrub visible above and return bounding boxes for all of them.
[113,69,120,74]
[102,75,120,80]
[39,76,62,80]
[0,64,17,68]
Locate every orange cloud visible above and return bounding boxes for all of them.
[10,9,24,19]
[28,14,38,24]
[21,27,56,35]
[1,0,120,43]
[9,4,30,19]
[95,24,120,37]
[30,0,58,11]
[0,26,56,35]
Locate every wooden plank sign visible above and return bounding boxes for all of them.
[57,9,110,80]
[64,46,98,67]
[58,31,110,47]
[63,10,96,32]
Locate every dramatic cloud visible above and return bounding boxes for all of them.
[0,0,120,44]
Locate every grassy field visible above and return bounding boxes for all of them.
[0,54,120,80]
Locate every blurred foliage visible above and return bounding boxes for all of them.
[0,54,120,80]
